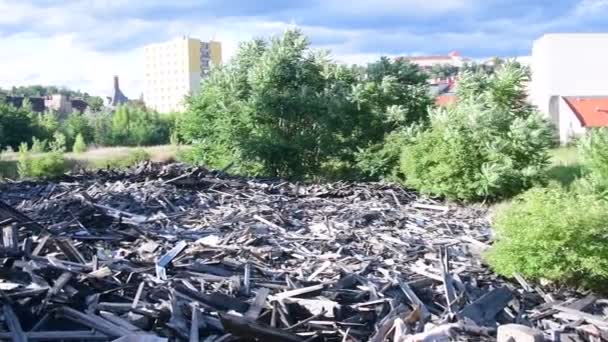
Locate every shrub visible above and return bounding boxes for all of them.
[400,63,553,201]
[125,148,151,165]
[50,132,67,153]
[486,186,608,289]
[30,137,48,153]
[580,128,608,187]
[96,148,151,169]
[62,111,94,148]
[0,102,40,149]
[72,133,87,153]
[355,130,410,181]
[179,30,431,180]
[17,143,67,179]
[108,106,172,146]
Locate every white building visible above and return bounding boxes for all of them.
[530,33,608,143]
[552,96,608,143]
[400,51,471,69]
[144,36,221,113]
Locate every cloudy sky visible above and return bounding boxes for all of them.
[0,0,607,98]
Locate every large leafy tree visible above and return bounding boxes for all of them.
[180,29,431,179]
[400,62,553,201]
[0,103,40,149]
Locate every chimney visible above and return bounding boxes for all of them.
[113,76,119,91]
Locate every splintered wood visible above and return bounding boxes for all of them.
[0,162,606,341]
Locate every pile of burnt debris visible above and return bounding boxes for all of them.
[0,162,606,342]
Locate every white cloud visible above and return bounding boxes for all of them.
[0,0,570,97]
[325,0,472,15]
[0,33,143,98]
[575,0,608,14]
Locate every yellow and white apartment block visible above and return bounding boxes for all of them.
[144,36,221,112]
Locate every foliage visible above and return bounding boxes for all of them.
[38,112,60,139]
[428,64,459,79]
[62,111,94,148]
[0,102,40,149]
[72,133,87,153]
[486,186,608,289]
[96,148,151,169]
[400,62,553,201]
[30,137,48,153]
[355,129,411,181]
[89,113,114,146]
[108,105,172,146]
[50,132,67,153]
[579,128,608,192]
[17,141,67,179]
[179,29,431,179]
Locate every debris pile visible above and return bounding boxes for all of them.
[0,163,606,341]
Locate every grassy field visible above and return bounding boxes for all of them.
[0,144,584,185]
[0,145,184,179]
[547,146,583,187]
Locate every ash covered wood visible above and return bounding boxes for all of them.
[0,162,605,341]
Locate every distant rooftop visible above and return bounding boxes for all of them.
[563,96,608,128]
[400,51,468,61]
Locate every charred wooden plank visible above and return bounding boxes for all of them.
[458,287,513,326]
[220,313,304,342]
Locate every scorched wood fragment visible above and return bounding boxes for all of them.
[0,162,604,341]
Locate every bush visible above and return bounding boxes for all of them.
[17,144,68,179]
[30,137,48,153]
[486,186,608,289]
[96,148,151,169]
[62,111,94,148]
[0,102,40,149]
[355,130,409,181]
[580,128,608,188]
[50,132,67,153]
[108,106,172,146]
[72,133,87,153]
[400,63,553,201]
[179,30,431,179]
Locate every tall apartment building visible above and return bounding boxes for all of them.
[144,36,221,113]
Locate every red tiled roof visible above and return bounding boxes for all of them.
[436,94,457,106]
[401,56,453,61]
[563,97,608,127]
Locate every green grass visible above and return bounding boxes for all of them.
[547,147,583,187]
[0,145,187,179]
[488,146,582,219]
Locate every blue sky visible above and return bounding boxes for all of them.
[0,0,607,96]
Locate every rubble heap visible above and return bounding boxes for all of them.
[0,163,605,341]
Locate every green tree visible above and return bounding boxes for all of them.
[50,131,67,152]
[400,62,553,201]
[63,111,94,147]
[0,103,39,149]
[85,96,105,112]
[180,30,431,179]
[72,133,87,153]
[428,63,459,79]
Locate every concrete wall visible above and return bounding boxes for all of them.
[531,33,608,122]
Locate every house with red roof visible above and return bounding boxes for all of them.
[553,96,608,144]
[400,51,471,69]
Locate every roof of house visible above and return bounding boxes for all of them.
[400,51,467,62]
[402,56,454,61]
[563,96,608,127]
[436,94,457,106]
